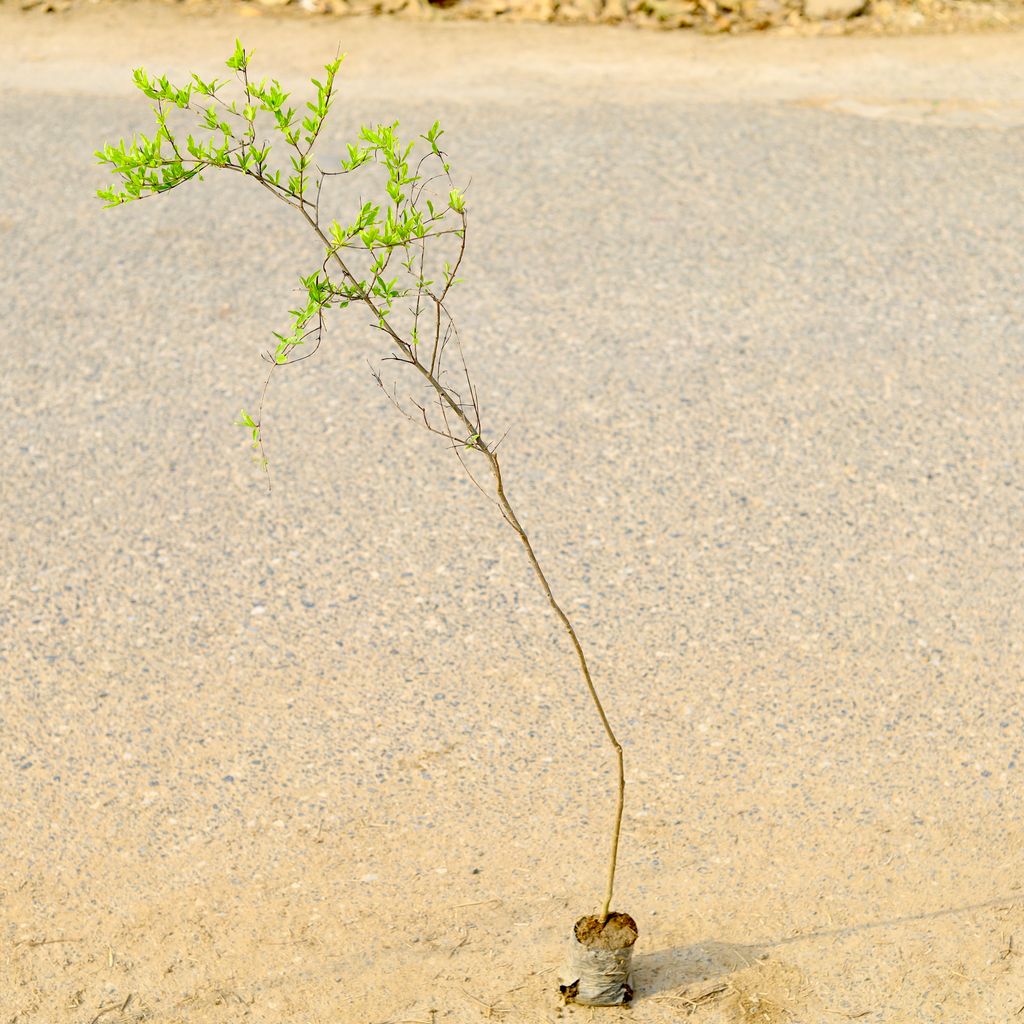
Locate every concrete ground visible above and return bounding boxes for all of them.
[1,8,1023,1022]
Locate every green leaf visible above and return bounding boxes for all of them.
[226,39,248,71]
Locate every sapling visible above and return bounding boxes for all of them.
[96,41,637,1005]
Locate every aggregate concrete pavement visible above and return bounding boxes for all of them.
[2,9,1023,1021]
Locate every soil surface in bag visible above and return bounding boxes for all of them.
[576,912,639,950]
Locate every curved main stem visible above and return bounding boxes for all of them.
[301,208,625,924]
[489,459,626,925]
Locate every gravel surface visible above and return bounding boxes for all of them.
[2,11,1023,1022]
[13,0,1024,35]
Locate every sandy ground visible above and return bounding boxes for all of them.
[2,7,1024,1023]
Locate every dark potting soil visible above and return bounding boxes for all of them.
[575,912,639,950]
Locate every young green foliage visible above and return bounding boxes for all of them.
[96,40,469,463]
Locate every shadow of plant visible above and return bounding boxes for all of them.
[631,893,1023,1007]
[633,938,767,1000]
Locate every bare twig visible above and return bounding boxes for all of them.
[13,936,83,947]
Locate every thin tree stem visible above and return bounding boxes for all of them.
[488,459,625,925]
[300,199,625,925]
